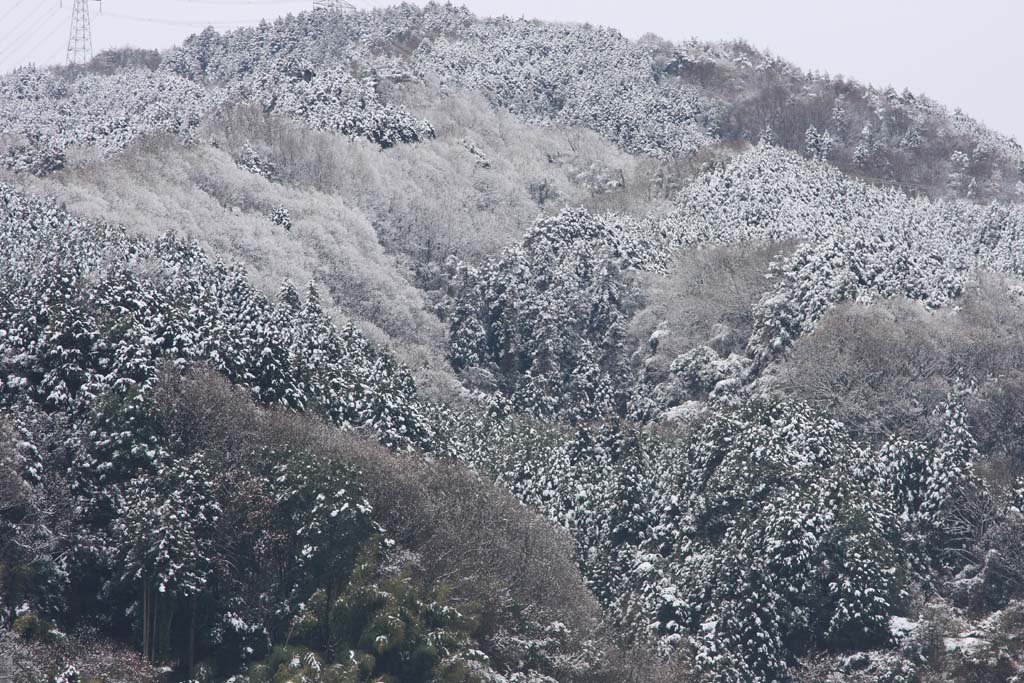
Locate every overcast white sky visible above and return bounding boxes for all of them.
[0,0,1020,142]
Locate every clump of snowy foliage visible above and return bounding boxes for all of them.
[0,66,219,157]
[658,144,1024,364]
[2,131,66,176]
[415,17,716,157]
[245,59,434,147]
[0,183,432,450]
[445,209,659,421]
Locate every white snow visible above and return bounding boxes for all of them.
[889,616,918,640]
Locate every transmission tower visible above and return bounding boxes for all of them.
[314,0,356,12]
[66,0,101,65]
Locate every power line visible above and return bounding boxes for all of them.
[101,11,252,28]
[0,2,55,50]
[29,16,70,65]
[0,0,47,37]
[0,4,60,64]
[1,0,368,71]
[0,0,30,27]
[7,12,67,67]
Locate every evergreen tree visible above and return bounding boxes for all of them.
[115,452,220,663]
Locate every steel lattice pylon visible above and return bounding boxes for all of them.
[66,0,95,65]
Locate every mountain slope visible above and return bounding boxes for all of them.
[3,4,1024,683]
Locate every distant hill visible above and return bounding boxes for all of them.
[3,3,1022,201]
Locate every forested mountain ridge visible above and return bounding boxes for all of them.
[3,3,1024,683]
[3,3,1022,202]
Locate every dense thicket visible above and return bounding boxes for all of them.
[0,183,674,682]
[646,145,1024,376]
[441,146,1024,681]
[444,209,658,421]
[415,16,716,158]
[447,145,1024,423]
[4,4,1024,682]
[654,38,1024,201]
[447,392,994,683]
[0,184,432,450]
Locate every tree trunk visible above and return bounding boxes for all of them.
[189,595,197,677]
[142,576,150,661]
[323,584,333,658]
[151,589,158,662]
[158,599,176,665]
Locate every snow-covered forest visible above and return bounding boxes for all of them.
[3,3,1024,682]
